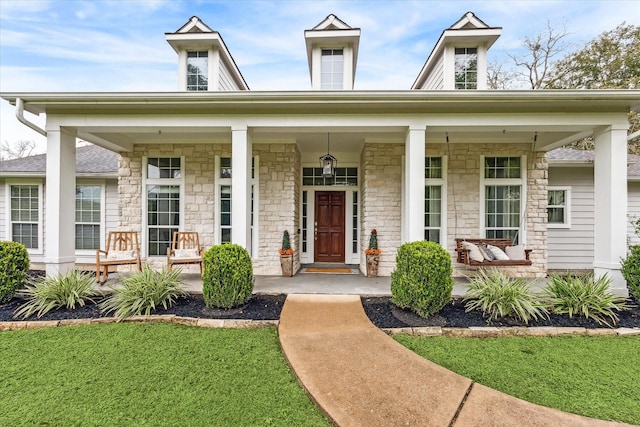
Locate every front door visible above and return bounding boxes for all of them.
[314,191,345,263]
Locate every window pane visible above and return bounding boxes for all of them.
[187,51,208,91]
[147,184,180,255]
[484,157,521,179]
[425,157,442,179]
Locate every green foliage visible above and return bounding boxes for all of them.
[14,271,99,319]
[548,24,640,90]
[463,268,548,324]
[0,241,30,303]
[544,274,631,327]
[202,244,254,308]
[282,230,291,250]
[367,229,378,250]
[621,245,640,299]
[391,241,453,318]
[100,264,187,320]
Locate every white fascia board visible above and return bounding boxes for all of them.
[165,32,222,53]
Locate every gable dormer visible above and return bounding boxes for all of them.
[165,16,249,91]
[304,14,361,90]
[412,12,501,90]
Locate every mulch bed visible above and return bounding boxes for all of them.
[1,271,638,329]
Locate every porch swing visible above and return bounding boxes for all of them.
[447,133,532,266]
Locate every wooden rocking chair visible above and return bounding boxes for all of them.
[96,231,142,284]
[167,231,204,276]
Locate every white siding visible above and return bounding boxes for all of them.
[627,182,640,246]
[218,60,241,91]
[0,180,5,240]
[105,179,119,235]
[422,55,444,90]
[547,167,594,270]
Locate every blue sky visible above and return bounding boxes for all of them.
[1,0,639,153]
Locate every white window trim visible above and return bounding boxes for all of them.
[547,186,571,229]
[214,155,259,258]
[5,179,44,255]
[75,180,106,255]
[142,156,185,258]
[479,155,527,244]
[425,155,448,245]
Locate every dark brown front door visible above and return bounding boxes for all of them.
[314,191,345,263]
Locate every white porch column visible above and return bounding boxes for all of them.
[231,126,252,249]
[45,127,77,276]
[403,127,426,242]
[594,125,629,296]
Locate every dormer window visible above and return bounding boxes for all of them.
[187,51,208,91]
[454,47,478,90]
[321,49,344,89]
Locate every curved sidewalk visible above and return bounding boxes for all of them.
[278,294,630,427]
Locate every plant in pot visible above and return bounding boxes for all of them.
[279,230,294,277]
[364,228,381,278]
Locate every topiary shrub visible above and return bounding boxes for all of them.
[621,245,640,300]
[202,244,254,308]
[391,241,453,318]
[0,241,30,303]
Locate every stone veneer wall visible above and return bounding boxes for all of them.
[438,143,547,277]
[119,142,300,275]
[253,144,300,275]
[360,143,404,276]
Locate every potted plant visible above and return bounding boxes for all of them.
[279,230,294,277]
[364,228,380,278]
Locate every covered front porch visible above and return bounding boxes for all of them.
[4,91,635,296]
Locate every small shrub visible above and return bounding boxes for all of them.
[14,270,98,319]
[100,264,187,320]
[463,268,548,324]
[0,241,30,303]
[202,244,254,309]
[544,273,631,327]
[391,241,453,318]
[621,245,640,300]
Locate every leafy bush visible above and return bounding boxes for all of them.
[463,268,548,324]
[391,241,453,318]
[202,244,254,309]
[14,270,98,319]
[544,273,631,327]
[100,264,187,320]
[0,241,30,303]
[621,245,640,300]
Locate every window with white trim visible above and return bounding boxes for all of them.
[9,184,40,249]
[547,187,570,228]
[187,51,208,91]
[145,157,183,256]
[216,157,258,254]
[75,185,102,250]
[321,49,343,89]
[425,157,446,243]
[482,156,524,244]
[454,47,477,90]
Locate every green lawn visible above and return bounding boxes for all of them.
[0,324,329,427]
[395,335,640,425]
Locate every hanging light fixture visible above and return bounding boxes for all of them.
[319,133,337,178]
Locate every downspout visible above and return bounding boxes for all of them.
[15,97,47,137]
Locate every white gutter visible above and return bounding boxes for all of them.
[16,98,47,137]
[629,130,640,141]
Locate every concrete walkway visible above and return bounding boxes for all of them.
[279,294,630,427]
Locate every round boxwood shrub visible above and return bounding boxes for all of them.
[391,241,453,318]
[621,245,640,300]
[202,244,254,308]
[0,241,30,303]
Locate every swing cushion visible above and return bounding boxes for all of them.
[461,241,485,263]
[487,244,510,261]
[505,245,526,260]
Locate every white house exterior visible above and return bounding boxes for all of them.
[1,13,639,295]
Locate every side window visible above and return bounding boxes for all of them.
[547,188,570,228]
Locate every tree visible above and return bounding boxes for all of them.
[547,23,640,90]
[1,140,36,160]
[507,20,571,89]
